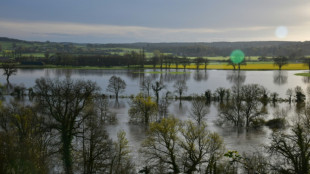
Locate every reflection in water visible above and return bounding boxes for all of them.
[226,70,246,85]
[55,69,72,79]
[273,71,288,85]
[302,76,310,83]
[193,70,208,82]
[127,69,145,81]
[173,100,189,117]
[110,99,125,109]
[2,68,308,100]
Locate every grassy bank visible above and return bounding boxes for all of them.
[295,73,310,77]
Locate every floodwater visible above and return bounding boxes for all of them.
[2,68,310,97]
[1,68,309,163]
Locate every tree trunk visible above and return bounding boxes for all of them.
[62,131,73,174]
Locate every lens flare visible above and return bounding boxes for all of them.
[275,26,288,39]
[230,50,245,64]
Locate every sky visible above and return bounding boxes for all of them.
[0,0,310,43]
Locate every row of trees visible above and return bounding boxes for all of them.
[47,52,213,70]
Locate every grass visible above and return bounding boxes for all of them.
[295,73,310,77]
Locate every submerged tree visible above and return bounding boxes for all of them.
[1,61,17,84]
[107,76,126,100]
[240,84,266,128]
[128,93,158,124]
[215,87,227,102]
[152,81,165,104]
[295,86,306,103]
[219,84,266,128]
[190,97,209,125]
[173,80,188,100]
[141,116,224,174]
[141,76,152,97]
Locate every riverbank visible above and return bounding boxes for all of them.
[14,63,309,70]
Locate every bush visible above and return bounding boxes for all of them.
[265,118,286,129]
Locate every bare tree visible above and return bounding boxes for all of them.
[95,95,117,124]
[141,76,152,97]
[190,97,209,125]
[34,78,99,174]
[80,110,113,174]
[268,111,310,174]
[240,84,266,128]
[286,88,293,103]
[107,76,126,100]
[173,80,188,100]
[2,61,17,84]
[152,81,165,104]
[219,84,266,128]
[141,117,224,174]
[215,87,227,102]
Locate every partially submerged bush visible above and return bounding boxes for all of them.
[265,118,286,129]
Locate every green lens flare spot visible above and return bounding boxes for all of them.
[230,50,245,64]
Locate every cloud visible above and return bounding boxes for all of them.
[0,20,309,43]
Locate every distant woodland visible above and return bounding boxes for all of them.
[1,37,310,67]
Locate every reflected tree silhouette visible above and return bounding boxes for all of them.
[193,70,208,82]
[112,99,125,109]
[302,76,310,84]
[226,70,246,85]
[54,69,72,79]
[273,70,288,85]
